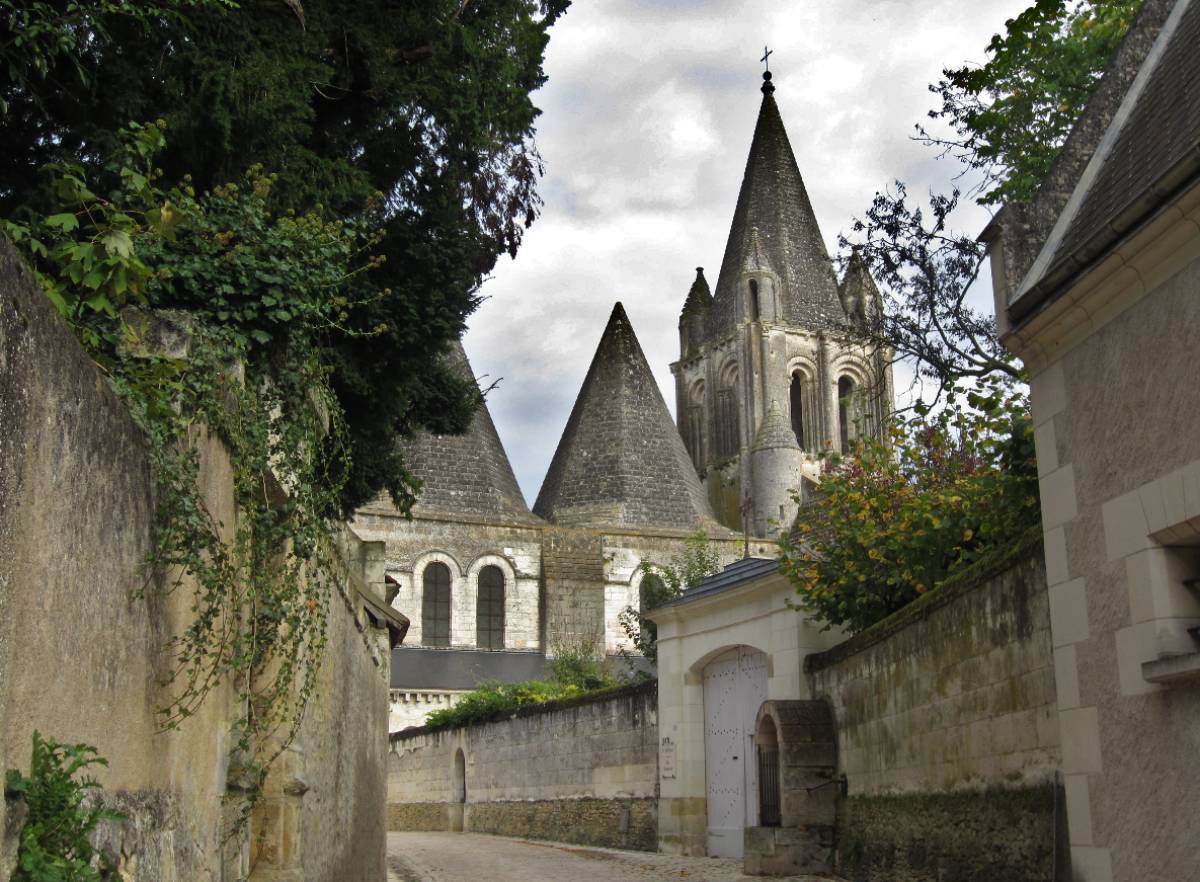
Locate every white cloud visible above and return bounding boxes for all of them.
[463,0,1028,504]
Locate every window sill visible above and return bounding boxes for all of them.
[1142,651,1200,684]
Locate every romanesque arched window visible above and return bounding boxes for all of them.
[749,280,760,321]
[716,389,739,458]
[838,376,856,452]
[422,562,451,647]
[789,371,806,450]
[639,572,665,647]
[476,565,505,650]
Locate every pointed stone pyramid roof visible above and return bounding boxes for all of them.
[708,73,845,338]
[680,267,712,320]
[534,303,718,531]
[399,340,539,524]
[752,400,799,452]
[838,249,883,326]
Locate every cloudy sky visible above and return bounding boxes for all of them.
[462,0,1028,506]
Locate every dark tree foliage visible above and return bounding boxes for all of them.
[0,0,569,514]
[920,0,1143,206]
[841,0,1141,399]
[841,183,1020,401]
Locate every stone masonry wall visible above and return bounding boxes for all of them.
[542,527,607,651]
[352,510,544,651]
[0,240,390,882]
[806,549,1065,882]
[388,681,659,851]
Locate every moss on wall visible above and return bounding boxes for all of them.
[836,786,1064,882]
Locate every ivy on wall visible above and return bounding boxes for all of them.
[4,122,383,823]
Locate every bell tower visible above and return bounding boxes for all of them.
[670,68,893,536]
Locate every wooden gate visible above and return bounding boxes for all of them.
[703,646,768,858]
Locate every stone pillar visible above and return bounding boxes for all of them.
[817,336,836,451]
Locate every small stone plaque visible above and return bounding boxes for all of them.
[661,737,676,779]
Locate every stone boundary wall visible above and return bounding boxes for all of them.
[388,681,658,850]
[806,546,1067,882]
[0,241,391,881]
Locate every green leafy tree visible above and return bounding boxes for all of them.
[779,383,1040,633]
[921,0,1143,206]
[618,530,723,662]
[5,732,124,882]
[1,0,569,514]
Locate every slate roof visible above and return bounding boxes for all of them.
[534,303,718,531]
[707,74,846,339]
[390,646,550,689]
[399,340,539,524]
[656,556,780,608]
[1012,0,1199,316]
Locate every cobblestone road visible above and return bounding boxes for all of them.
[387,832,842,882]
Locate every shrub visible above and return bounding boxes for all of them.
[779,383,1040,633]
[424,643,620,731]
[618,529,723,662]
[5,732,124,882]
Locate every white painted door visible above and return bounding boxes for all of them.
[703,646,768,858]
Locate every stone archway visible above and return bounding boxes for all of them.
[449,748,466,832]
[743,700,838,876]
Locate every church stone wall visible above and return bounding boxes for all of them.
[806,548,1065,882]
[353,511,543,650]
[387,681,659,850]
[600,531,755,654]
[0,242,391,882]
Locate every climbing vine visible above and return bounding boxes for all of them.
[3,122,386,824]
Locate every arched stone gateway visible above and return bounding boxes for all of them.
[744,700,839,876]
[450,748,467,832]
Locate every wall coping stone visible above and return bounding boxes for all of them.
[389,679,657,744]
[805,525,1045,673]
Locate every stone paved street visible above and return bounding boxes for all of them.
[387,832,843,882]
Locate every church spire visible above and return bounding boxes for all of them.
[705,71,843,339]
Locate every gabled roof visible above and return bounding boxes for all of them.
[707,73,845,338]
[399,340,539,525]
[655,557,780,609]
[1014,0,1200,315]
[981,0,1184,322]
[534,303,718,531]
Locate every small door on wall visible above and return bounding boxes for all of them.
[703,645,769,858]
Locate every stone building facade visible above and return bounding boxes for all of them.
[672,72,892,535]
[984,1,1200,879]
[356,71,892,732]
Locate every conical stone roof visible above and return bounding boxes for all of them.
[752,400,799,452]
[400,340,538,524]
[838,249,883,326]
[708,74,845,338]
[534,303,718,531]
[680,267,712,320]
